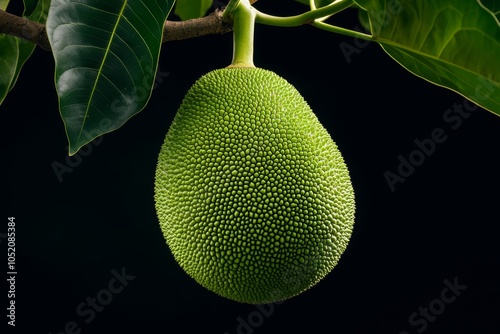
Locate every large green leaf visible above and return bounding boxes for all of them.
[175,0,213,20]
[47,0,175,155]
[354,0,500,116]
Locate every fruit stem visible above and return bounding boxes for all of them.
[223,0,241,20]
[226,0,256,68]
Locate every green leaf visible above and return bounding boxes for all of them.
[357,7,369,31]
[354,0,500,116]
[174,0,213,20]
[47,0,175,155]
[478,0,500,25]
[0,0,16,105]
[0,36,19,104]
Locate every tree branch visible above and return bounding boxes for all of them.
[0,7,240,52]
[0,9,50,50]
[0,0,262,50]
[163,9,232,42]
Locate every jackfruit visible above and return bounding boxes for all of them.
[154,67,355,304]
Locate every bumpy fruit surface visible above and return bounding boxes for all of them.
[155,67,355,304]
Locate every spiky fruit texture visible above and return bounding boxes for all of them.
[154,67,355,304]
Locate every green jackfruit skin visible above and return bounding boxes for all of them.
[155,67,355,304]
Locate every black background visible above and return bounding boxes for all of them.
[2,1,500,333]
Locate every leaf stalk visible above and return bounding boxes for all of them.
[254,0,354,26]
